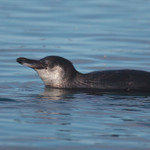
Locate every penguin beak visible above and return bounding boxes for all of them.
[16,57,46,69]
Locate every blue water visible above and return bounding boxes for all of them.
[0,0,150,149]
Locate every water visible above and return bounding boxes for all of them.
[0,0,150,149]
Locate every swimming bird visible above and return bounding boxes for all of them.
[17,56,150,92]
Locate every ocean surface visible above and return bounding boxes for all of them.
[0,0,150,149]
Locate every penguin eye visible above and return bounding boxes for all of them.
[39,60,47,69]
[46,60,55,69]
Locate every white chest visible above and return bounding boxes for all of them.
[36,66,64,87]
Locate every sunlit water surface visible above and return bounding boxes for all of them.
[0,0,150,149]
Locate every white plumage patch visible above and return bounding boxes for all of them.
[35,66,64,87]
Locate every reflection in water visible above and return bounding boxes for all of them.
[41,88,76,100]
[40,86,150,101]
[41,87,105,100]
